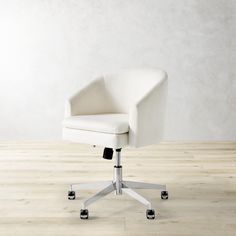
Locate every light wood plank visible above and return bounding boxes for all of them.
[0,141,235,236]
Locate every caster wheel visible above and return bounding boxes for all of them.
[80,209,89,219]
[146,209,155,220]
[161,191,168,200]
[68,190,76,200]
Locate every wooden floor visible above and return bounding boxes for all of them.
[0,142,236,236]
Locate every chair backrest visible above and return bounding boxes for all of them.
[103,68,167,113]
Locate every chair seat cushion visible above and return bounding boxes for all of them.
[63,114,129,134]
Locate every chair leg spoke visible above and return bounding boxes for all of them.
[82,183,115,209]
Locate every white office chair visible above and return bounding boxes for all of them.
[62,68,168,219]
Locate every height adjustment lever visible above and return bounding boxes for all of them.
[103,148,113,160]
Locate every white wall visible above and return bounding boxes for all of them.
[0,0,235,140]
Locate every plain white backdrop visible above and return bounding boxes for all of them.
[0,0,235,140]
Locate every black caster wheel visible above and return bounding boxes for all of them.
[68,190,76,200]
[146,209,155,220]
[80,209,89,219]
[161,191,168,200]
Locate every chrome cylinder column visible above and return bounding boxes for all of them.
[114,149,122,195]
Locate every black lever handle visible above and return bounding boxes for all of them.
[103,148,113,160]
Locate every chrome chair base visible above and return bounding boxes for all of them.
[68,149,168,219]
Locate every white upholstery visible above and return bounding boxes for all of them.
[63,128,128,148]
[63,68,168,148]
[63,114,129,134]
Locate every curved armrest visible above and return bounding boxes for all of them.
[129,76,168,147]
[65,77,113,117]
